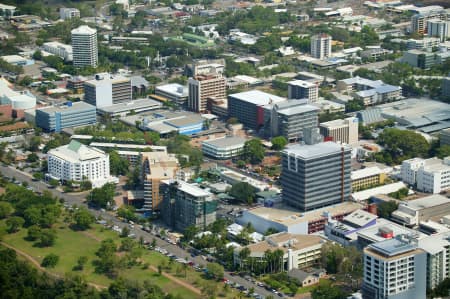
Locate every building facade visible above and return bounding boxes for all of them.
[411,11,447,34]
[161,180,217,232]
[281,142,352,211]
[35,102,96,132]
[71,25,98,68]
[48,140,111,187]
[362,236,426,299]
[60,8,80,20]
[188,74,226,112]
[311,34,332,59]
[201,136,246,159]
[441,128,450,146]
[155,83,188,105]
[42,41,73,61]
[84,73,131,108]
[319,117,359,145]
[287,80,319,102]
[427,20,450,42]
[401,157,450,193]
[442,77,450,100]
[351,167,386,192]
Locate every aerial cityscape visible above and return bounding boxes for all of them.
[0,0,450,298]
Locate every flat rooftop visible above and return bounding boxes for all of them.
[283,142,350,160]
[202,136,247,148]
[228,90,286,106]
[365,237,421,260]
[288,79,317,88]
[270,101,319,116]
[351,182,407,202]
[37,101,95,114]
[245,201,363,226]
[356,218,425,244]
[351,166,383,181]
[246,232,323,254]
[400,194,450,211]
[161,180,212,198]
[155,83,188,97]
[97,98,162,113]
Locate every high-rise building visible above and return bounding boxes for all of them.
[319,117,359,145]
[71,25,98,68]
[60,8,80,20]
[411,11,447,34]
[310,34,332,59]
[427,19,450,42]
[84,73,131,108]
[288,80,319,102]
[141,152,179,212]
[161,180,217,231]
[362,236,426,299]
[264,100,319,142]
[281,141,351,211]
[188,74,226,113]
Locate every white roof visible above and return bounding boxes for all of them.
[71,25,96,35]
[1,55,27,63]
[229,90,286,106]
[49,140,107,163]
[351,182,407,201]
[351,166,383,181]
[168,180,212,198]
[343,209,377,227]
[0,3,15,10]
[283,142,350,160]
[155,83,188,97]
[288,79,317,88]
[399,194,450,211]
[356,218,425,243]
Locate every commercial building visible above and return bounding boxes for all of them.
[443,76,450,99]
[418,233,450,290]
[161,180,217,231]
[66,76,87,94]
[356,108,384,125]
[427,20,450,42]
[35,102,96,132]
[287,80,319,102]
[337,77,402,105]
[188,74,226,112]
[402,49,441,69]
[228,90,286,131]
[281,142,351,211]
[185,59,225,77]
[141,151,179,212]
[42,41,73,61]
[361,48,392,60]
[411,10,447,34]
[84,73,131,108]
[311,34,332,59]
[351,166,386,191]
[201,136,247,159]
[71,25,98,68]
[441,128,450,146]
[130,76,149,96]
[0,78,36,117]
[401,157,450,193]
[48,140,113,188]
[234,233,324,271]
[264,100,319,142]
[406,37,441,50]
[90,142,167,164]
[60,8,80,20]
[392,195,450,227]
[0,3,15,17]
[238,201,363,235]
[96,98,162,117]
[362,236,426,299]
[155,83,188,105]
[319,117,359,145]
[351,182,408,202]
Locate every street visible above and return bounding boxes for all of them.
[0,165,275,298]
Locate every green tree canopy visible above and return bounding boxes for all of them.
[229,182,256,205]
[73,207,95,230]
[271,136,288,150]
[243,138,265,164]
[109,150,129,176]
[88,183,116,208]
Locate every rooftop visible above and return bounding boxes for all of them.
[245,232,323,254]
[399,194,450,211]
[71,25,96,35]
[320,117,358,129]
[283,142,350,160]
[85,73,130,86]
[155,83,188,97]
[162,180,212,198]
[367,236,418,258]
[351,166,383,181]
[269,100,319,116]
[228,90,286,106]
[202,136,247,148]
[343,209,378,228]
[37,101,95,114]
[288,80,317,88]
[48,140,107,163]
[351,182,407,202]
[356,218,425,244]
[97,98,161,114]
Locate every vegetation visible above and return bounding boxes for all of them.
[271,136,288,150]
[229,182,256,205]
[388,187,409,200]
[87,183,116,209]
[311,280,348,299]
[109,150,130,176]
[377,200,399,219]
[41,253,59,268]
[321,243,363,278]
[243,139,265,165]
[73,207,95,230]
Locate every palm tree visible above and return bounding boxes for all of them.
[272,249,284,272]
[264,250,273,273]
[239,247,251,271]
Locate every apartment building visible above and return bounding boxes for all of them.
[84,73,131,108]
[351,166,386,192]
[288,80,319,102]
[427,20,450,42]
[188,74,226,112]
[71,25,98,68]
[35,102,96,133]
[401,157,450,193]
[418,233,450,290]
[42,41,73,61]
[411,10,447,34]
[319,117,359,145]
[406,37,441,50]
[60,8,80,20]
[264,100,319,142]
[311,34,332,59]
[281,141,352,211]
[362,236,426,299]
[161,180,217,231]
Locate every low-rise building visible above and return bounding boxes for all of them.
[351,182,408,202]
[234,232,325,271]
[402,49,450,69]
[201,136,246,159]
[401,157,450,193]
[60,8,80,20]
[42,41,73,61]
[351,166,386,191]
[406,37,441,50]
[319,117,359,145]
[96,98,162,117]
[35,101,96,133]
[155,83,188,106]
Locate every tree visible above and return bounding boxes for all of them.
[33,172,44,181]
[0,201,13,219]
[238,247,251,270]
[229,182,255,205]
[6,216,24,233]
[206,262,224,280]
[109,150,130,176]
[26,225,41,241]
[26,153,39,163]
[38,229,57,247]
[87,183,115,208]
[311,280,346,299]
[121,226,130,238]
[183,225,200,242]
[227,117,239,125]
[271,136,288,150]
[49,179,59,188]
[243,139,265,164]
[75,256,88,271]
[377,200,398,219]
[96,238,119,277]
[117,205,137,222]
[73,207,95,230]
[436,145,450,159]
[41,253,59,268]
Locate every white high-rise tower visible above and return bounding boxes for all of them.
[310,34,332,59]
[71,25,98,68]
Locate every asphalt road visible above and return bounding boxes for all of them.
[0,165,276,298]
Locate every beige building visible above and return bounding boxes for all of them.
[234,232,324,271]
[320,117,359,145]
[188,74,226,113]
[141,152,179,212]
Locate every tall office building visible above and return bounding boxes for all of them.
[427,19,450,42]
[71,25,98,68]
[84,73,131,108]
[362,236,426,299]
[287,80,319,102]
[319,117,359,145]
[141,152,179,212]
[411,11,447,34]
[281,141,351,211]
[161,180,217,231]
[188,74,226,113]
[310,34,332,59]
